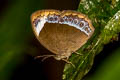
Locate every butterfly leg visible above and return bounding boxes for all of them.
[35,55,55,61]
[62,58,75,68]
[72,51,83,56]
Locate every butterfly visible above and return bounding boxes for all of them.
[31,10,94,65]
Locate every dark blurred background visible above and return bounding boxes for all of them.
[0,0,120,80]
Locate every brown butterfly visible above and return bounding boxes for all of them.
[31,10,95,65]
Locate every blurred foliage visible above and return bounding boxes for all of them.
[86,47,120,80]
[63,0,120,80]
[0,0,44,80]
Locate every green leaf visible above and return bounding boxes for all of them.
[63,0,120,80]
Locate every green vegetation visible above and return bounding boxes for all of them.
[63,0,120,80]
[0,0,44,80]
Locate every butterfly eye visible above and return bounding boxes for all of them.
[48,16,54,22]
[73,19,78,24]
[79,21,85,27]
[63,16,68,22]
[33,19,40,27]
[68,17,73,22]
[54,16,58,20]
